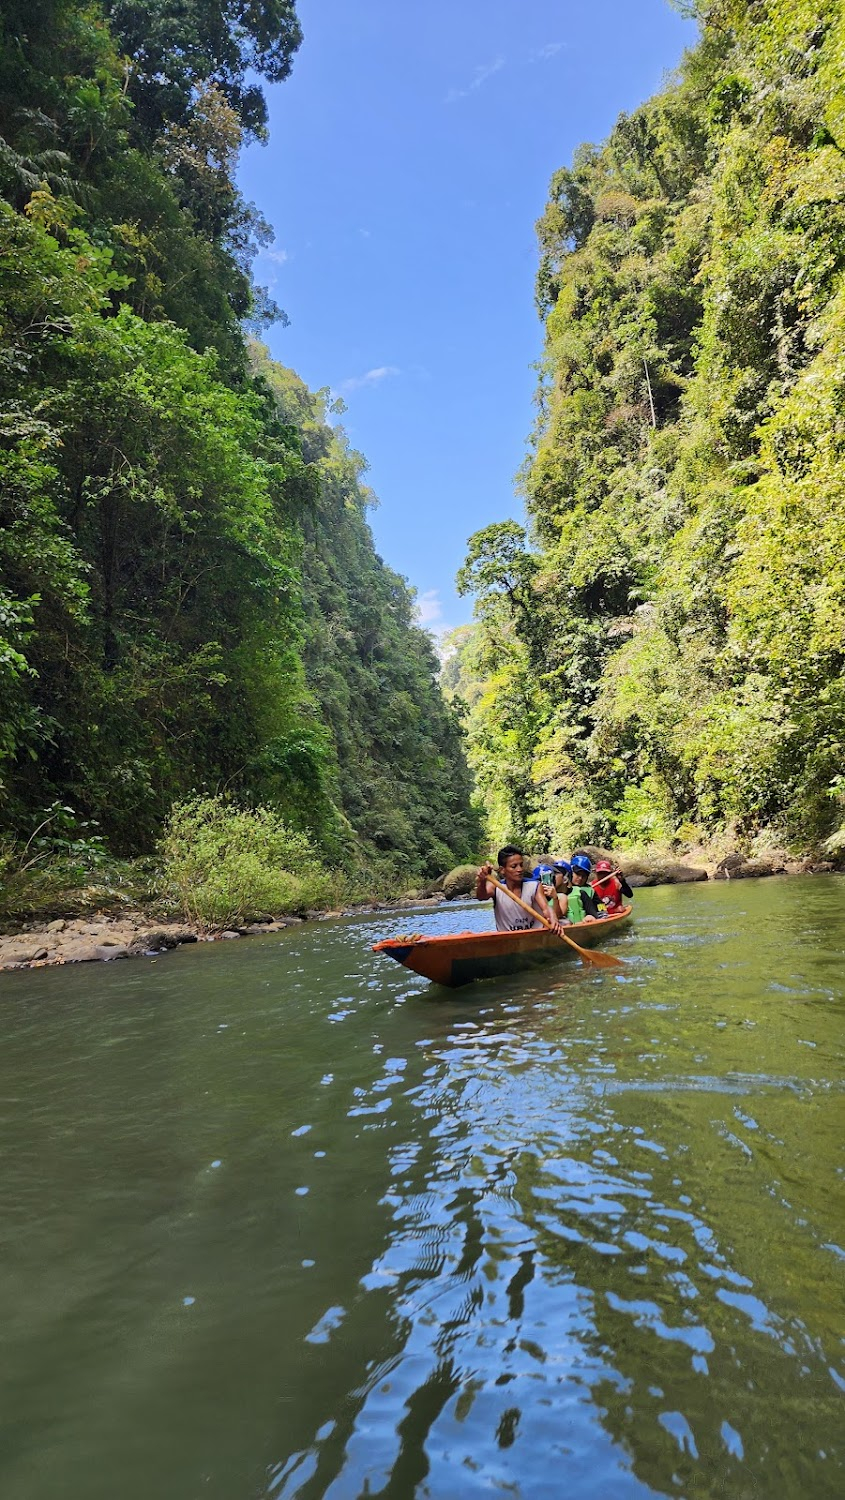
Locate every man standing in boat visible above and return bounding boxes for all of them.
[476,846,565,933]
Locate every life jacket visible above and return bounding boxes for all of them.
[567,883,604,923]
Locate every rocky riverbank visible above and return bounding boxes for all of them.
[0,897,446,973]
[1,848,838,973]
[0,912,300,971]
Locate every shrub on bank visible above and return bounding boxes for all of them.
[0,803,146,922]
[159,797,331,928]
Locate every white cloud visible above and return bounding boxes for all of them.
[338,365,400,393]
[446,56,505,103]
[415,589,442,628]
[531,41,563,61]
[415,590,454,648]
[262,248,289,265]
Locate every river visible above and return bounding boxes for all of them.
[0,877,842,1499]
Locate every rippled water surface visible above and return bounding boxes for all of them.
[0,877,843,1500]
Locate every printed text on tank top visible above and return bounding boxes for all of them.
[492,879,544,932]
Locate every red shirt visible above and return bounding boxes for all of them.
[593,874,624,913]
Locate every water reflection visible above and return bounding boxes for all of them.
[0,881,842,1499]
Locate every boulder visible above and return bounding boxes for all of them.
[221,930,240,939]
[95,943,129,961]
[46,919,66,933]
[138,928,180,950]
[621,857,708,887]
[575,845,616,866]
[714,855,786,880]
[442,864,479,900]
[0,946,41,966]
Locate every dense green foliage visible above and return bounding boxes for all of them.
[0,0,481,889]
[159,796,330,926]
[455,0,845,855]
[252,350,484,880]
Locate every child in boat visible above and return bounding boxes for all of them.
[541,860,573,924]
[591,859,633,915]
[567,853,606,923]
[533,863,570,924]
[476,846,563,933]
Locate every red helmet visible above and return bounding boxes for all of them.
[594,859,613,874]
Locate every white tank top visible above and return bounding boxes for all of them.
[493,880,543,932]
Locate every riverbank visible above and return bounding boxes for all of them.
[0,895,448,972]
[1,842,839,972]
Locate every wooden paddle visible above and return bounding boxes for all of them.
[487,875,625,969]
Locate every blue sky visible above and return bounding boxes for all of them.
[239,0,696,639]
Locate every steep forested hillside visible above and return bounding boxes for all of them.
[0,1,480,881]
[455,0,845,856]
[252,350,483,878]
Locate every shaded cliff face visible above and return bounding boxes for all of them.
[456,0,845,856]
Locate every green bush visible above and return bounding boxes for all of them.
[159,796,331,927]
[0,803,145,921]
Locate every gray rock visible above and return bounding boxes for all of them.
[139,929,179,950]
[32,947,49,962]
[1,950,37,966]
[442,864,479,900]
[95,943,129,960]
[46,919,66,933]
[622,858,708,887]
[573,845,616,865]
[714,856,785,880]
[221,930,240,939]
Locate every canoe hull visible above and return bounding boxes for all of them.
[372,907,632,988]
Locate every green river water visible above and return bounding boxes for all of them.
[0,877,842,1500]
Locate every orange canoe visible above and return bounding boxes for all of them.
[372,906,632,988]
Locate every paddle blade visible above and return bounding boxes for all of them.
[561,933,626,968]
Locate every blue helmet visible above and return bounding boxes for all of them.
[553,859,572,877]
[532,864,554,880]
[570,853,592,874]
